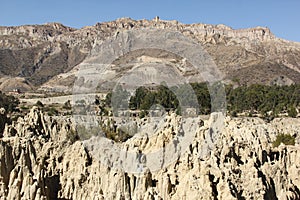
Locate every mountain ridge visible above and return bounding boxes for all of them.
[1,18,300,92]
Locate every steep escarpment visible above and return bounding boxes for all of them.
[1,18,300,91]
[0,23,88,88]
[0,107,299,199]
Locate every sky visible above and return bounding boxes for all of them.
[1,0,300,42]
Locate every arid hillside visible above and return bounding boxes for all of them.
[1,18,300,92]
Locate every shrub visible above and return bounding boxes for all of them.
[76,125,100,140]
[272,134,295,147]
[66,128,79,143]
[47,107,59,116]
[139,110,148,118]
[35,100,44,107]
[20,105,29,110]
[230,110,237,117]
[105,129,132,142]
[287,106,297,118]
[63,100,72,110]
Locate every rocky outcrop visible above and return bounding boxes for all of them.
[0,107,299,199]
[0,23,75,48]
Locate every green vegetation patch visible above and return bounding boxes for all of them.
[272,134,295,147]
[0,91,19,112]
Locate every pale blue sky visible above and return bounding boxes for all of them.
[1,0,300,41]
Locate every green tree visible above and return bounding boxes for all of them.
[129,86,149,110]
[191,82,211,114]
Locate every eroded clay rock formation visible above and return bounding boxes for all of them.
[0,108,299,199]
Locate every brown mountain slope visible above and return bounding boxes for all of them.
[1,18,300,92]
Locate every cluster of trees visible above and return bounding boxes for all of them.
[103,83,300,118]
[226,84,300,117]
[101,85,181,116]
[129,85,179,111]
[0,92,19,132]
[0,92,19,112]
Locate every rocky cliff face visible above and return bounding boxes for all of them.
[0,107,299,199]
[1,18,300,91]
